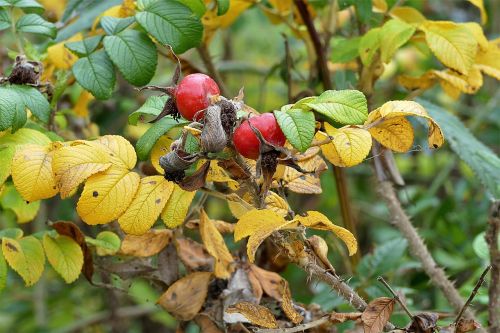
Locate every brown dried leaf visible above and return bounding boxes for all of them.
[456,319,481,333]
[218,159,250,180]
[176,238,214,272]
[249,264,283,301]
[195,314,224,333]
[247,268,263,302]
[330,312,363,323]
[157,271,212,321]
[226,302,278,329]
[408,312,438,333]
[280,279,303,324]
[308,235,335,273]
[361,297,395,333]
[120,229,173,257]
[179,161,210,191]
[199,209,234,278]
[185,219,235,234]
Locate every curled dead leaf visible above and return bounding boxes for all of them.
[308,235,335,274]
[157,272,212,321]
[120,229,173,257]
[226,302,278,329]
[279,279,304,324]
[186,219,235,234]
[408,312,439,333]
[176,238,214,272]
[330,311,363,324]
[361,297,395,333]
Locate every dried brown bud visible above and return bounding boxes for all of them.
[200,105,227,153]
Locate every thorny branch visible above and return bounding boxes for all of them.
[486,200,500,333]
[454,266,491,324]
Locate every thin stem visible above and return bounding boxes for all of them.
[487,201,500,332]
[377,276,414,319]
[454,265,491,324]
[10,8,25,54]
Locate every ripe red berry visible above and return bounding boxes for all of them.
[233,113,286,160]
[174,73,220,121]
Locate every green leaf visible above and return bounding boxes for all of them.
[0,184,40,223]
[11,102,27,132]
[217,0,229,15]
[379,19,416,63]
[359,27,381,66]
[0,0,44,14]
[135,0,203,54]
[43,233,83,283]
[357,238,408,279]
[0,127,51,146]
[274,109,315,152]
[354,0,372,24]
[7,85,51,124]
[103,30,157,86]
[128,95,168,125]
[0,228,24,239]
[136,117,188,160]
[65,35,103,57]
[473,232,499,261]
[0,87,25,132]
[422,99,500,198]
[180,0,205,17]
[0,9,10,31]
[331,37,361,63]
[0,146,14,186]
[86,231,121,256]
[1,236,45,286]
[16,14,57,38]
[72,50,116,100]
[305,90,368,125]
[0,248,6,292]
[101,16,136,35]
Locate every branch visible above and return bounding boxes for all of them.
[455,265,490,324]
[376,180,485,332]
[254,316,330,333]
[377,276,414,319]
[197,44,229,97]
[486,200,500,332]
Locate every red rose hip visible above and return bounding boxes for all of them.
[233,113,286,159]
[174,73,220,121]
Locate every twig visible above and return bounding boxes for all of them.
[454,265,491,324]
[376,180,485,331]
[486,200,500,333]
[377,276,414,319]
[282,34,293,103]
[197,44,229,96]
[254,316,330,333]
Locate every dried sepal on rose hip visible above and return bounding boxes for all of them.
[159,136,200,183]
[200,98,237,154]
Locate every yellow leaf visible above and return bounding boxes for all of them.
[265,191,289,217]
[463,22,488,51]
[90,136,137,170]
[398,71,436,91]
[420,21,477,75]
[372,0,387,12]
[73,90,94,117]
[206,161,239,190]
[366,100,444,149]
[161,185,196,228]
[269,0,292,14]
[0,146,15,187]
[467,0,487,24]
[318,124,372,167]
[283,167,323,194]
[2,236,45,286]
[368,117,414,153]
[234,209,295,262]
[45,34,82,71]
[379,19,416,63]
[226,302,278,329]
[76,166,140,225]
[42,234,83,283]
[38,0,66,20]
[202,0,252,43]
[0,185,40,223]
[279,280,303,324]
[0,128,51,147]
[118,176,174,235]
[359,28,381,66]
[294,211,358,256]
[475,43,500,80]
[52,142,112,198]
[11,144,59,202]
[150,135,172,174]
[120,229,173,257]
[199,210,234,278]
[158,271,212,321]
[92,0,135,31]
[389,6,426,26]
[433,67,483,94]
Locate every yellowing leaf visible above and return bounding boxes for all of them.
[379,19,416,63]
[91,136,137,170]
[398,71,436,91]
[2,236,45,286]
[0,247,6,292]
[234,209,295,262]
[199,210,234,278]
[53,142,112,198]
[92,0,135,31]
[368,117,414,152]
[359,28,381,66]
[119,176,174,235]
[43,234,83,283]
[389,6,426,26]
[226,302,278,329]
[38,0,66,20]
[202,0,252,43]
[12,144,58,202]
[467,0,487,24]
[475,43,500,80]
[206,161,239,190]
[433,67,483,94]
[420,21,477,75]
[150,135,172,173]
[46,34,82,70]
[90,231,122,256]
[0,185,40,223]
[73,90,94,117]
[76,167,140,225]
[283,166,323,194]
[120,229,173,257]
[0,128,51,147]
[0,146,15,187]
[372,0,387,12]
[463,22,488,51]
[366,100,444,149]
[265,191,289,217]
[161,185,196,228]
[294,211,358,256]
[318,124,372,167]
[158,271,212,321]
[279,280,303,324]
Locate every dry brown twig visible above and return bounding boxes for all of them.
[487,200,500,333]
